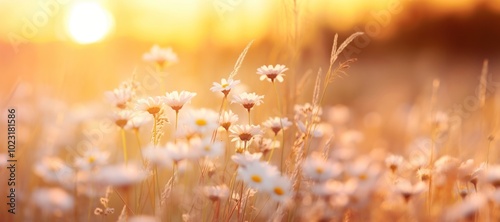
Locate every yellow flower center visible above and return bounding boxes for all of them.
[251,175,262,183]
[204,146,211,151]
[273,187,284,196]
[221,83,229,88]
[115,119,128,128]
[88,156,96,164]
[359,173,368,180]
[315,167,324,174]
[147,106,160,114]
[196,119,207,126]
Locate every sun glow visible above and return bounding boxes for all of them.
[66,2,113,44]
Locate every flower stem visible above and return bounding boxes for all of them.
[273,82,285,173]
[175,110,179,132]
[267,134,278,163]
[134,129,145,166]
[248,109,251,125]
[121,128,128,165]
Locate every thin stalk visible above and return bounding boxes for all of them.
[114,187,135,216]
[134,129,145,166]
[121,129,128,165]
[273,82,286,173]
[175,110,179,132]
[212,96,228,143]
[267,134,278,163]
[248,109,251,125]
[222,132,231,183]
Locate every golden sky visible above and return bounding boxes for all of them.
[1,0,496,49]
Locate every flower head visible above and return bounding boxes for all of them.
[142,144,172,168]
[262,117,292,135]
[485,165,500,188]
[210,78,241,96]
[394,179,426,202]
[34,156,75,186]
[165,141,196,162]
[265,175,292,203]
[385,154,404,173]
[232,92,264,111]
[74,147,109,170]
[204,185,229,202]
[94,164,147,187]
[231,151,262,167]
[256,64,288,83]
[303,153,342,182]
[219,110,239,131]
[184,108,219,134]
[112,110,135,128]
[190,137,225,158]
[105,88,133,109]
[125,111,153,131]
[143,45,178,68]
[135,96,165,115]
[32,188,74,216]
[237,161,279,190]
[164,91,196,112]
[229,124,263,143]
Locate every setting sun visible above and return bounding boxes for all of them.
[66,2,113,44]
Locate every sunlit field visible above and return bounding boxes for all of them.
[2,1,500,221]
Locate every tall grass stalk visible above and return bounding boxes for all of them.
[121,129,128,165]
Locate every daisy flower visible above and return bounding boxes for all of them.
[210,78,241,97]
[345,156,381,183]
[296,120,323,138]
[446,193,486,221]
[34,156,75,186]
[470,162,486,190]
[125,111,153,131]
[231,151,263,168]
[165,141,197,163]
[143,45,178,68]
[112,109,135,128]
[135,96,165,115]
[416,168,432,182]
[190,137,225,158]
[94,164,147,187]
[457,159,475,182]
[142,144,172,168]
[232,92,264,112]
[74,147,110,170]
[303,153,342,182]
[185,108,219,134]
[394,179,426,202]
[265,175,292,203]
[229,124,263,143]
[204,185,229,202]
[105,88,133,109]
[219,110,239,131]
[256,64,288,83]
[32,188,74,216]
[262,117,293,135]
[485,165,500,188]
[385,154,404,173]
[164,91,197,112]
[237,161,279,190]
